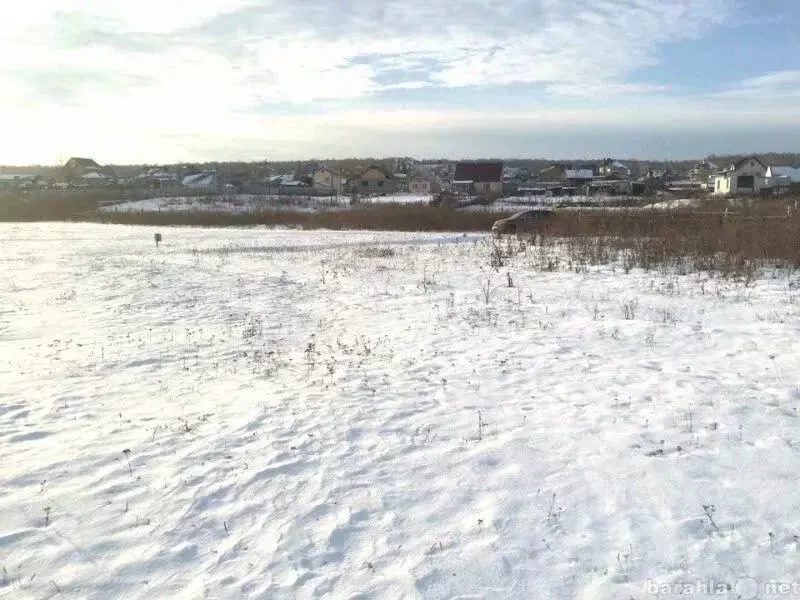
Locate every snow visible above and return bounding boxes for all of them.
[644,198,701,210]
[99,195,342,214]
[462,196,644,212]
[564,169,594,179]
[99,194,432,213]
[358,193,430,204]
[2,223,800,599]
[509,194,633,206]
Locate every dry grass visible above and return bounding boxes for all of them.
[0,189,512,230]
[0,192,108,221]
[531,207,800,276]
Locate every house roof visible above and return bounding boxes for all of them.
[182,171,216,186]
[269,173,306,186]
[295,161,330,178]
[737,155,765,168]
[565,169,594,179]
[452,161,503,183]
[692,160,718,170]
[601,159,628,169]
[538,164,566,178]
[358,165,391,178]
[66,157,100,168]
[723,155,766,172]
[138,169,175,180]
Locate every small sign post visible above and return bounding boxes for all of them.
[154,233,162,247]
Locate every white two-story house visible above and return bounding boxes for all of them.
[713,156,768,195]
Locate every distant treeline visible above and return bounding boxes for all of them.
[3,153,799,181]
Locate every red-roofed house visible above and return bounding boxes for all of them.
[452,161,504,197]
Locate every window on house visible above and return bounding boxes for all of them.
[361,180,368,187]
[484,183,490,191]
[377,181,384,187]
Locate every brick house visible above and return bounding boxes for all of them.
[451,161,504,197]
[353,165,393,195]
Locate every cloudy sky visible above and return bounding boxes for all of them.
[1,0,799,164]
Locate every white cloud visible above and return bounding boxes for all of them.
[713,70,800,99]
[12,0,800,164]
[3,0,730,103]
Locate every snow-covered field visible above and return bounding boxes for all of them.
[358,194,431,205]
[466,196,648,213]
[98,193,694,217]
[475,198,700,213]
[511,194,637,206]
[99,195,337,214]
[2,223,800,600]
[100,193,432,214]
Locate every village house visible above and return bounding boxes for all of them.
[352,165,393,195]
[267,173,307,191]
[135,167,178,190]
[564,167,595,185]
[79,171,112,186]
[296,162,345,195]
[713,156,768,195]
[392,172,410,193]
[63,157,116,184]
[502,166,528,182]
[451,161,504,197]
[501,166,531,194]
[537,163,595,183]
[408,174,442,196]
[689,160,719,183]
[224,170,260,193]
[393,157,416,175]
[0,173,42,189]
[598,159,631,179]
[537,164,567,182]
[416,161,452,181]
[64,157,100,176]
